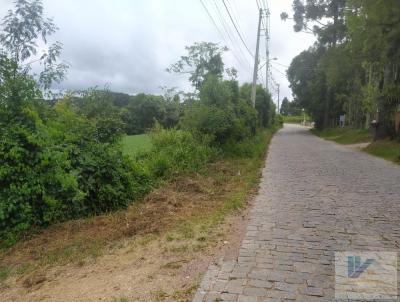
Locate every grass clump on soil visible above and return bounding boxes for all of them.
[364,140,400,164]
[311,127,372,144]
[311,127,400,164]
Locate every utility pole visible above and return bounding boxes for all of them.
[251,9,262,108]
[277,84,280,114]
[265,7,270,91]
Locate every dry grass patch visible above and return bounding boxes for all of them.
[0,154,265,301]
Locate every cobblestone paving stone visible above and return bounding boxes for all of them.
[193,124,400,301]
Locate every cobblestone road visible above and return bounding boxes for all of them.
[193,124,400,301]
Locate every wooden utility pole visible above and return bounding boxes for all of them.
[277,83,280,114]
[251,9,262,108]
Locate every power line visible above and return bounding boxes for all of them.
[271,64,287,77]
[272,61,289,68]
[222,0,255,58]
[199,0,251,72]
[199,0,226,43]
[226,0,249,45]
[211,0,252,70]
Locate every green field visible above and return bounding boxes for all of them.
[122,134,152,156]
[365,140,400,164]
[311,127,372,145]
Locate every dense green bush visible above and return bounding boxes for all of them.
[142,126,216,178]
[179,103,236,144]
[275,114,284,126]
[180,75,259,145]
[73,89,126,143]
[0,99,152,246]
[223,127,277,158]
[121,93,181,135]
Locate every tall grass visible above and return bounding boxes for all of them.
[223,127,278,158]
[311,127,372,144]
[139,128,216,178]
[364,140,400,164]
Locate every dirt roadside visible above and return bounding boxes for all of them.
[0,158,261,302]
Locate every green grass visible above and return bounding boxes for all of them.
[311,127,372,145]
[312,127,400,164]
[122,134,152,156]
[0,266,11,282]
[365,140,400,164]
[283,115,311,124]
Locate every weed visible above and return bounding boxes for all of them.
[311,127,372,144]
[112,297,129,302]
[168,244,189,254]
[153,289,168,300]
[364,140,400,164]
[0,266,11,282]
[172,282,199,300]
[179,223,195,239]
[165,233,175,242]
[136,234,157,247]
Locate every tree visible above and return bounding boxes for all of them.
[347,0,400,137]
[0,0,68,97]
[287,46,328,128]
[239,83,275,128]
[74,89,126,143]
[0,0,148,245]
[280,97,290,116]
[281,0,347,46]
[285,0,400,136]
[167,42,227,91]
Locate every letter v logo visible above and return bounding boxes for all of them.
[348,256,374,278]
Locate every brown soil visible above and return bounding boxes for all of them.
[0,159,258,302]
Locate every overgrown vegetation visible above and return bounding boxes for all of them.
[283,0,400,140]
[364,141,400,164]
[312,127,400,164]
[0,128,278,289]
[312,127,372,144]
[0,0,277,248]
[283,115,311,124]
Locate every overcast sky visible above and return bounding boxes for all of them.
[0,0,315,104]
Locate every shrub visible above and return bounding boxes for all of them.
[143,127,216,178]
[223,128,276,158]
[180,75,260,146]
[179,103,236,145]
[0,100,152,247]
[275,114,284,126]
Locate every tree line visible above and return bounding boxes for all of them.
[284,0,400,139]
[0,0,277,246]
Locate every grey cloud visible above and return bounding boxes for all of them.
[1,0,315,101]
